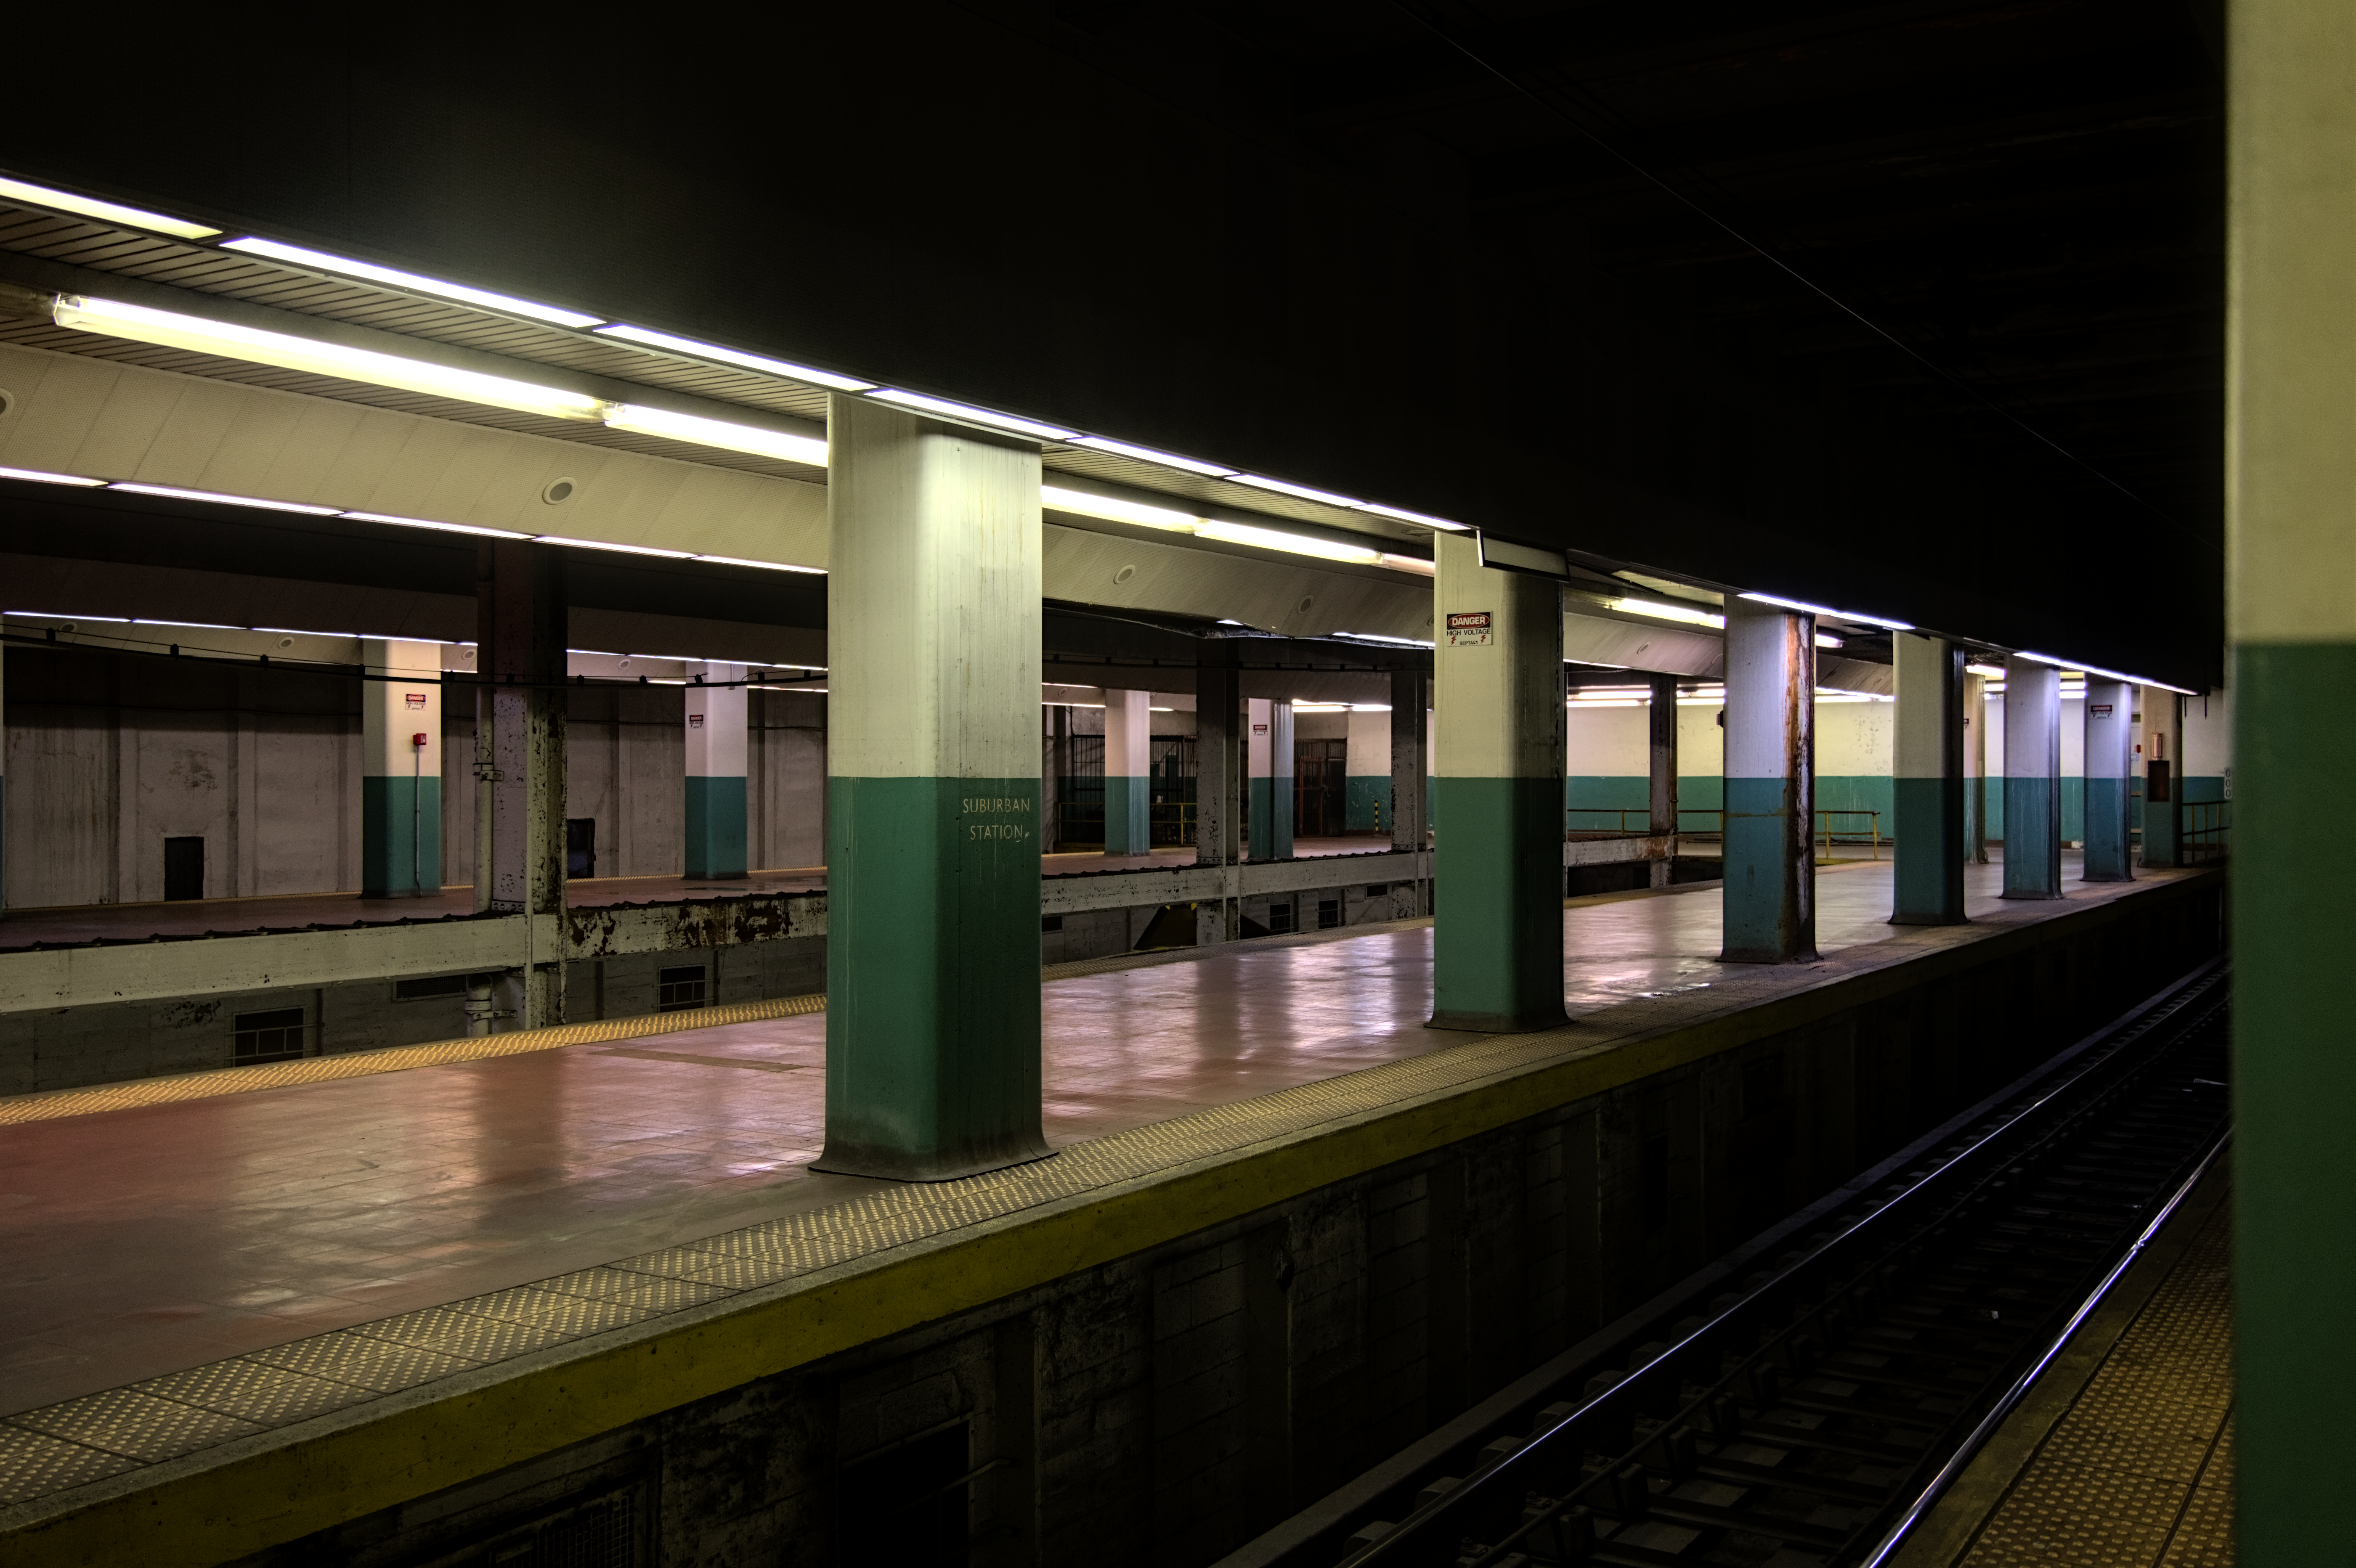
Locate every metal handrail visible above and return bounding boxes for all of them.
[2181,800,2229,863]
[1817,808,1882,861]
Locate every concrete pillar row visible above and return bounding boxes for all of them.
[1430,532,1567,1032]
[685,662,749,880]
[1892,632,1966,924]
[475,540,568,1028]
[1102,688,1151,856]
[2080,677,2135,882]
[815,395,1049,1182]
[1721,599,1818,962]
[361,640,445,899]
[2000,660,2063,899]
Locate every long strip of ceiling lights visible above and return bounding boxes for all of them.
[0,461,824,571]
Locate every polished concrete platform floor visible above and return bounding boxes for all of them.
[0,851,2146,1417]
[1894,1162,2233,1567]
[0,837,1396,949]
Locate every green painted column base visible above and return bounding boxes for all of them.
[685,775,750,879]
[1247,776,1274,860]
[817,776,1051,1182]
[2082,775,2133,882]
[1345,775,1387,831]
[2002,776,2062,898]
[1104,774,1150,855]
[1891,774,1966,924]
[1723,775,1816,961]
[2236,642,2356,1566]
[361,776,442,898]
[1430,776,1567,1033]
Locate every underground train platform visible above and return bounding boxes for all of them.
[6,0,2348,1559]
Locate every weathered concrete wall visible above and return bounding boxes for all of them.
[218,879,2223,1568]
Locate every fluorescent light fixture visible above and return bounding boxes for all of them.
[222,237,603,328]
[1815,633,1844,649]
[1231,474,1361,508]
[1070,436,1237,477]
[1966,663,2006,678]
[1353,704,1394,712]
[1197,520,1380,564]
[2014,649,2195,695]
[1568,699,1642,708]
[254,626,356,636]
[1354,501,1471,532]
[592,324,874,390]
[55,295,609,421]
[10,612,129,622]
[1291,702,1352,712]
[341,510,532,540]
[868,390,1076,441]
[1376,554,1436,577]
[109,482,340,516]
[535,535,695,559]
[1040,485,1202,532]
[1608,596,1725,629]
[602,403,828,465]
[1737,591,1914,632]
[1041,699,1108,709]
[0,464,103,487]
[694,554,825,574]
[0,177,220,239]
[137,619,242,630]
[1333,631,1435,647]
[1149,706,1175,712]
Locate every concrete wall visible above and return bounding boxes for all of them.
[240,877,2224,1568]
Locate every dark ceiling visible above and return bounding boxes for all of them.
[0,0,2225,683]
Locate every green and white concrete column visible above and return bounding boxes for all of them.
[2080,678,2134,882]
[2140,685,2182,868]
[476,540,568,1028]
[2000,659,2062,899]
[1963,667,1990,863]
[1892,632,1965,924]
[684,662,750,879]
[1197,641,1244,942]
[2232,4,2356,1554]
[1269,698,1295,859]
[1430,533,1566,1031]
[1391,667,1431,916]
[1721,597,1817,962]
[1103,688,1151,855]
[1648,674,1679,888]
[361,640,443,898]
[1346,704,1390,830]
[817,396,1049,1182]
[1247,698,1275,860]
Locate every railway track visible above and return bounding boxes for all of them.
[1231,959,2231,1568]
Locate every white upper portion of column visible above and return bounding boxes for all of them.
[2003,661,2061,781]
[1723,599,1813,782]
[827,397,1043,780]
[1104,688,1151,778]
[1247,698,1273,779]
[1893,633,1954,781]
[1346,706,1389,777]
[1433,531,1564,780]
[361,638,443,779]
[686,662,749,779]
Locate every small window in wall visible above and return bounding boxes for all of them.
[658,965,708,1012]
[1267,902,1296,934]
[234,1008,307,1064]
[566,818,597,878]
[1041,915,1064,932]
[393,975,467,1002]
[164,836,205,901]
[1366,883,1389,897]
[1317,898,1341,930]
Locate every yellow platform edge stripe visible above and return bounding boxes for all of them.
[0,873,2221,1566]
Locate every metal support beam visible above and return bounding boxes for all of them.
[477,540,568,1027]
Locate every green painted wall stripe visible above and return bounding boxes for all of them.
[1345,775,1387,831]
[2235,643,2355,1565]
[683,775,748,879]
[1722,774,1810,960]
[360,776,441,898]
[1432,776,1565,1030]
[2002,775,2061,896]
[821,776,1048,1180]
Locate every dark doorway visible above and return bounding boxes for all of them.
[163,836,204,901]
[839,1422,970,1566]
[566,818,597,878]
[1294,740,1347,837]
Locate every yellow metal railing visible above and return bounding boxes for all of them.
[1818,809,1883,861]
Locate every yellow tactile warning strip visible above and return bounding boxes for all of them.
[0,992,829,1127]
[1952,1185,2236,1567]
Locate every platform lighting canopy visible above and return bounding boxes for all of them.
[222,237,605,328]
[697,555,825,574]
[54,295,610,423]
[867,389,1077,441]
[1070,436,1237,476]
[601,404,828,466]
[342,510,532,540]
[2014,650,2194,696]
[1197,520,1380,565]
[1333,631,1436,648]
[1736,590,1914,632]
[1040,484,1200,532]
[1232,474,1361,508]
[593,323,876,391]
[536,535,694,560]
[1966,663,2007,678]
[1608,596,1725,629]
[1354,502,1471,532]
[110,482,340,516]
[0,176,222,239]
[0,464,103,487]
